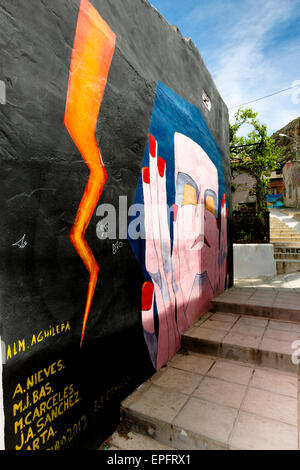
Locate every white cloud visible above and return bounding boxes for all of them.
[210,0,300,134]
[152,0,300,134]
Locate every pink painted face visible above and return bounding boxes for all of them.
[173,133,219,301]
[140,132,226,370]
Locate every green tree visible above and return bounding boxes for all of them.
[230,108,282,217]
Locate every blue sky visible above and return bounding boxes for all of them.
[150,0,300,135]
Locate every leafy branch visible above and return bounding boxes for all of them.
[230,108,282,215]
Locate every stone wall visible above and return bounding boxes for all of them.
[283,161,300,208]
[232,171,256,208]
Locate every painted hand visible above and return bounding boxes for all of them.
[141,135,181,369]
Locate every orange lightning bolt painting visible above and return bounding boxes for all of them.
[64,0,116,346]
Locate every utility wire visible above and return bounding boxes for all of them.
[229,84,300,110]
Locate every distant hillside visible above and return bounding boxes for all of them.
[272,116,300,166]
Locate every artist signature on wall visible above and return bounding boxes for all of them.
[112,241,123,255]
[12,234,28,249]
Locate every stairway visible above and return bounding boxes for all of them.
[270,216,300,243]
[103,287,300,451]
[270,217,300,274]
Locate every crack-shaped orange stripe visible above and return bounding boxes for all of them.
[64,0,116,346]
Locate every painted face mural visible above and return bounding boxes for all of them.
[128,82,228,370]
[0,0,232,451]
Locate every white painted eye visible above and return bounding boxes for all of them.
[202,90,211,111]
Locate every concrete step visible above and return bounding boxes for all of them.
[270,221,290,224]
[274,248,300,253]
[270,218,293,223]
[270,231,298,234]
[272,234,298,237]
[271,231,300,235]
[270,226,298,231]
[270,223,292,228]
[121,342,299,450]
[274,253,300,260]
[271,238,300,241]
[276,260,300,275]
[270,225,297,227]
[273,245,300,251]
[101,428,174,450]
[270,227,300,231]
[271,239,300,243]
[271,235,300,239]
[111,285,300,451]
[182,311,299,373]
[270,221,293,225]
[272,239,300,242]
[270,225,290,228]
[270,242,300,246]
[210,287,300,323]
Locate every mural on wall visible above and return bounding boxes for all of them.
[64,0,116,346]
[266,194,284,209]
[128,82,228,370]
[0,0,231,451]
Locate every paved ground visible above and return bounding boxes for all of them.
[103,272,300,451]
[270,208,300,234]
[235,272,300,290]
[104,211,300,450]
[120,345,299,449]
[215,284,300,318]
[279,208,300,221]
[116,309,300,450]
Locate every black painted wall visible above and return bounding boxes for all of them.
[0,0,232,450]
